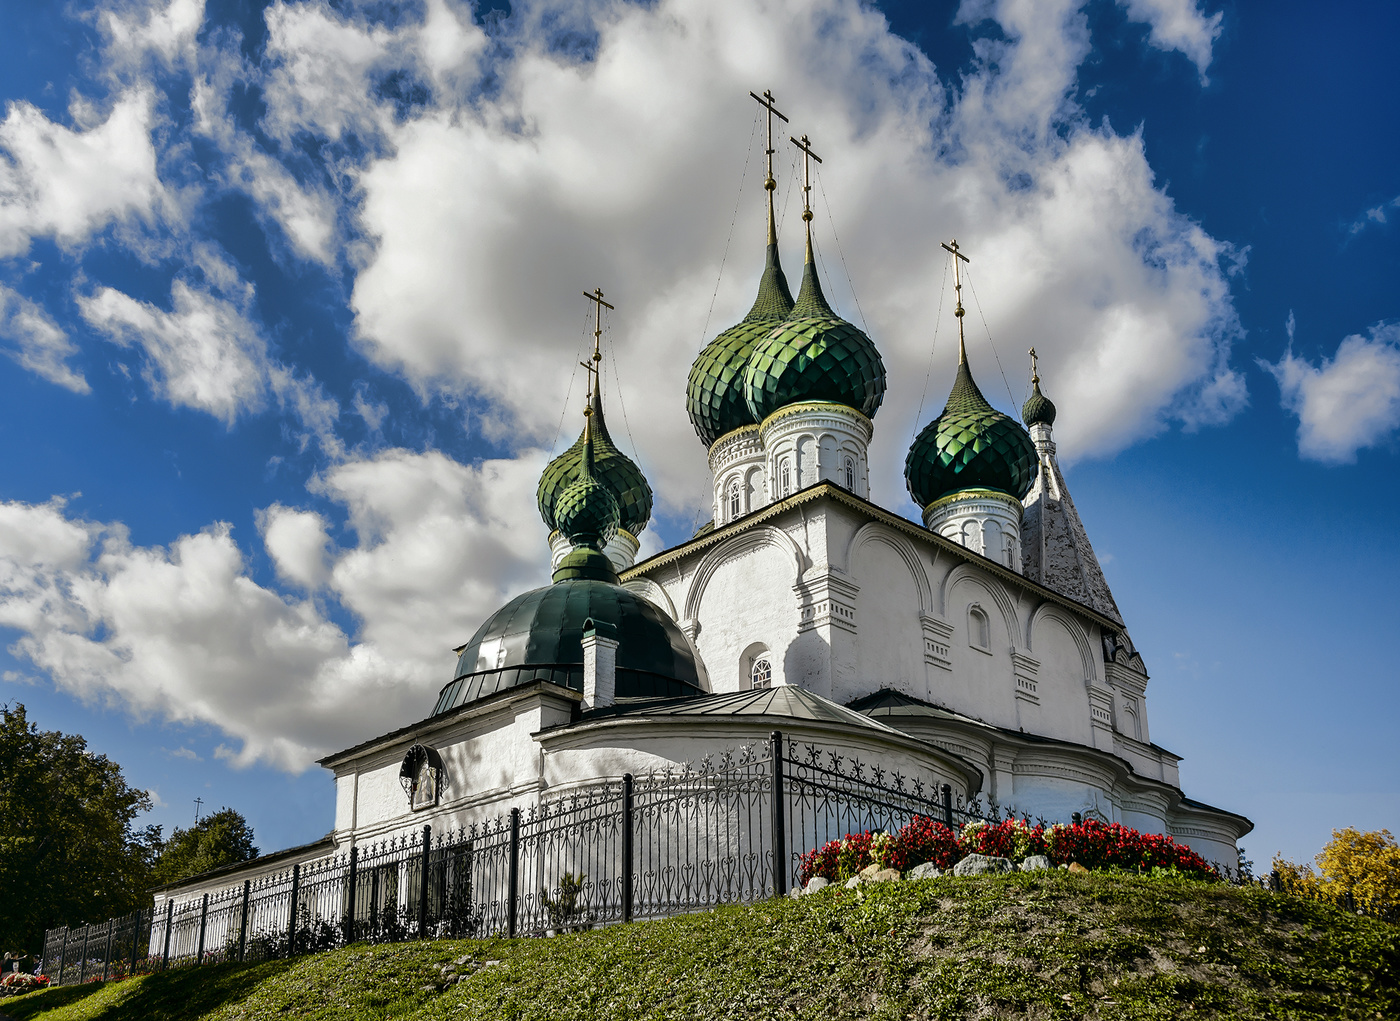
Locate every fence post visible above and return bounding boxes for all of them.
[941,784,954,829]
[287,864,301,958]
[621,774,634,924]
[79,924,91,984]
[238,880,250,962]
[418,825,432,938]
[161,900,173,970]
[507,808,521,938]
[102,918,115,980]
[1072,812,1082,826]
[344,846,358,946]
[770,730,787,897]
[195,894,209,964]
[54,927,67,986]
[129,910,143,976]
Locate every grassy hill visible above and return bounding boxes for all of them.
[5,871,1397,1020]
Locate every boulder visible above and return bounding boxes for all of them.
[870,868,902,883]
[906,862,943,880]
[858,863,883,878]
[804,876,830,894]
[952,854,1014,877]
[1067,862,1089,874]
[1019,855,1052,872]
[844,876,862,890]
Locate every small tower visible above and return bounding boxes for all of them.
[905,241,1037,569]
[539,289,653,571]
[743,133,885,506]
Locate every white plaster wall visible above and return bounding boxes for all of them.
[938,573,1018,730]
[850,538,926,703]
[692,540,801,692]
[1027,613,1094,747]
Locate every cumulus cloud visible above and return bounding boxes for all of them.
[98,0,206,73]
[0,88,170,257]
[0,284,90,393]
[0,450,549,770]
[1264,322,1400,463]
[1349,194,1400,237]
[1118,0,1223,77]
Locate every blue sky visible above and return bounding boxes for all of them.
[0,0,1396,869]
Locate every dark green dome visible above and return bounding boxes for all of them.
[1022,375,1056,427]
[553,468,618,550]
[744,244,885,423]
[432,579,708,714]
[906,354,1038,507]
[538,392,652,536]
[686,241,794,446]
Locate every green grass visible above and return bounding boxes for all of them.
[5,872,1397,1020]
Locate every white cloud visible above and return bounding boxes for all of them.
[1349,195,1400,236]
[1264,323,1400,464]
[1117,0,1223,77]
[0,88,170,257]
[0,284,90,393]
[79,280,269,424]
[0,450,550,770]
[99,0,206,73]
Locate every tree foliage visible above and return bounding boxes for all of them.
[0,703,161,954]
[151,807,258,886]
[1272,827,1400,910]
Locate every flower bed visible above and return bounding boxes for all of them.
[798,815,1217,884]
[0,972,50,997]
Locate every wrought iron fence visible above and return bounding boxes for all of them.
[37,730,1075,985]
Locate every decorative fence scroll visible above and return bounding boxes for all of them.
[40,731,1013,984]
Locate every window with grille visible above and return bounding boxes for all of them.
[750,655,773,689]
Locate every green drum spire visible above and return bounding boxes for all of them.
[1021,348,1057,427]
[538,388,652,538]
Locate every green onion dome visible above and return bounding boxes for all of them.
[686,241,794,446]
[743,240,886,423]
[537,391,652,537]
[553,460,619,552]
[905,353,1038,507]
[1021,374,1057,427]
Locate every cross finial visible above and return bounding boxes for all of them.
[789,133,822,223]
[1029,347,1040,384]
[581,288,614,417]
[750,90,789,245]
[193,797,204,824]
[941,239,971,362]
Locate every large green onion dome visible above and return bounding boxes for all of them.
[905,350,1038,507]
[537,389,652,537]
[743,237,886,423]
[686,240,794,446]
[1021,372,1057,427]
[434,420,706,716]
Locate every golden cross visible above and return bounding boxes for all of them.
[749,89,789,193]
[789,133,822,222]
[1029,347,1040,383]
[941,239,971,358]
[581,288,614,415]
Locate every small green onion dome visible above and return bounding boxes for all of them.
[538,391,652,537]
[905,353,1038,507]
[686,241,794,447]
[1021,374,1057,427]
[743,240,885,423]
[553,464,619,552]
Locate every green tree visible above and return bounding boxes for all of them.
[150,807,258,886]
[0,703,161,954]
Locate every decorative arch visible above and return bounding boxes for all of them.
[683,525,806,621]
[622,577,678,620]
[843,522,931,615]
[941,563,1019,647]
[1027,602,1100,684]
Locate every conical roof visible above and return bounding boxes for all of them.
[686,209,794,447]
[538,389,652,536]
[743,231,885,422]
[905,351,1037,507]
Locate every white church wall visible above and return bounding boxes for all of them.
[848,531,927,705]
[936,571,1020,731]
[1025,610,1095,747]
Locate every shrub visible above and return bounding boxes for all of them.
[1273,828,1400,913]
[1044,819,1216,879]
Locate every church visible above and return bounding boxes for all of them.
[153,97,1251,919]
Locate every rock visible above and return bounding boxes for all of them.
[844,876,862,889]
[455,954,473,966]
[952,854,1014,877]
[804,876,830,894]
[1019,855,1052,872]
[1067,862,1089,874]
[870,868,902,883]
[906,862,943,880]
[858,863,883,878]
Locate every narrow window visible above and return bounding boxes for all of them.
[751,655,773,689]
[844,456,855,491]
[779,459,792,496]
[728,479,741,520]
[969,607,990,650]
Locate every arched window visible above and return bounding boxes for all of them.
[750,654,773,689]
[727,479,741,520]
[844,456,855,491]
[968,606,990,650]
[779,459,792,496]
